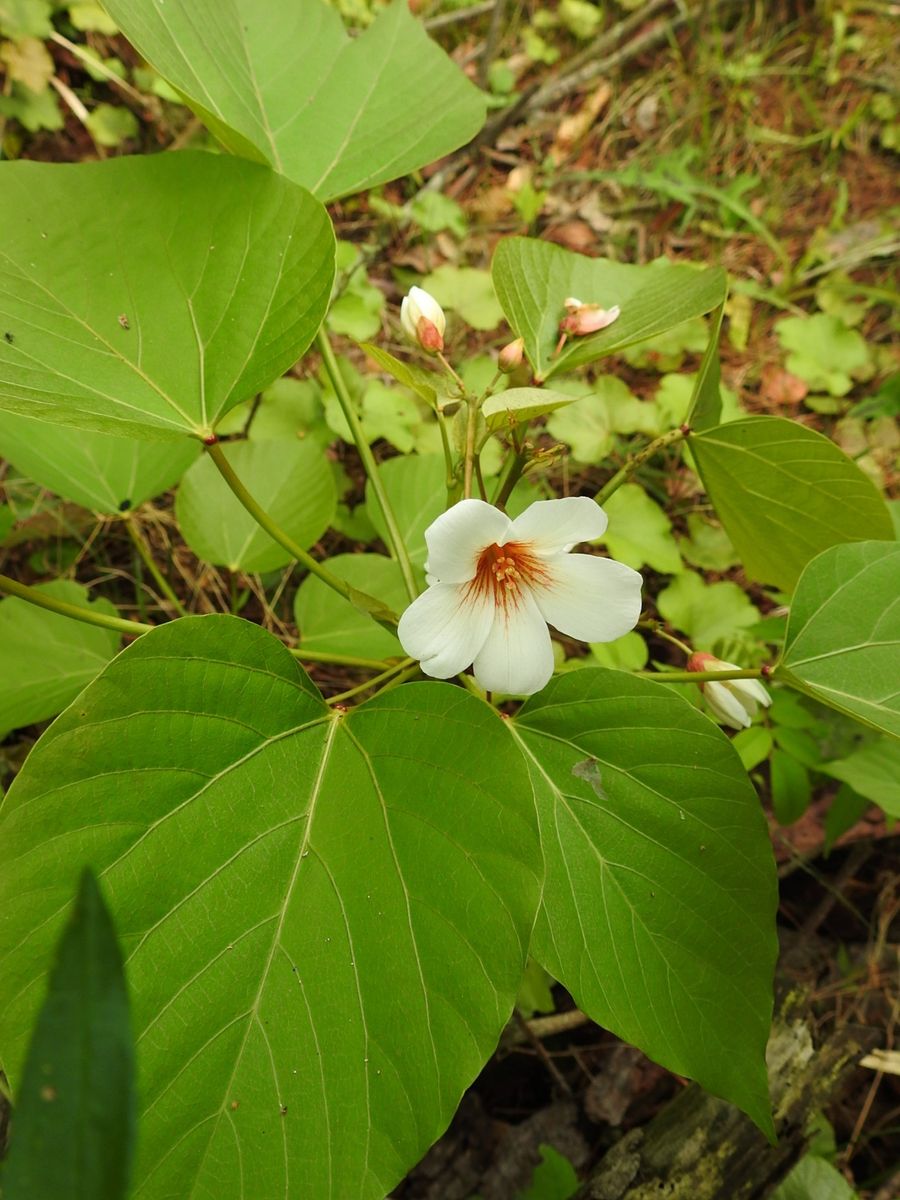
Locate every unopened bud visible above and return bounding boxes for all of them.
[559,298,620,337]
[498,336,525,373]
[687,652,772,730]
[400,286,446,354]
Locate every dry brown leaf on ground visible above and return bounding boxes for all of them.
[548,81,612,165]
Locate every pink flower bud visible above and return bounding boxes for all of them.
[400,286,446,354]
[498,336,525,373]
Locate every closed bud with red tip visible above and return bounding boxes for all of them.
[400,286,446,354]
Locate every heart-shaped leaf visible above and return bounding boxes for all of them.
[101,0,486,202]
[0,153,334,439]
[491,238,726,381]
[0,616,541,1199]
[690,416,894,591]
[0,411,199,513]
[508,669,777,1134]
[1,870,135,1200]
[176,439,336,573]
[0,580,120,738]
[777,541,900,739]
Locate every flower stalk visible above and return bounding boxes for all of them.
[637,666,767,684]
[315,329,418,603]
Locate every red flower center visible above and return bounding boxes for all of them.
[467,541,550,611]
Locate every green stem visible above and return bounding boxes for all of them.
[288,647,398,669]
[595,425,689,506]
[473,455,489,502]
[327,659,417,705]
[435,408,457,504]
[457,672,487,701]
[124,515,187,617]
[637,667,766,683]
[637,619,692,657]
[463,397,479,499]
[0,572,152,637]
[492,448,528,510]
[436,349,469,395]
[316,330,418,602]
[204,440,354,603]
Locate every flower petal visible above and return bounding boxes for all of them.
[424,499,512,583]
[398,582,494,679]
[734,677,772,709]
[529,553,642,643]
[507,496,608,555]
[704,682,751,729]
[472,591,555,696]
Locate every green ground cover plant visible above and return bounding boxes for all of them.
[0,2,896,1198]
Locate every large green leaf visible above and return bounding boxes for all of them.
[508,670,777,1133]
[0,616,541,1199]
[0,411,199,512]
[777,541,900,739]
[690,416,894,591]
[176,439,336,573]
[101,0,486,202]
[0,581,120,737]
[294,553,408,660]
[491,238,726,382]
[1,870,135,1200]
[0,153,334,439]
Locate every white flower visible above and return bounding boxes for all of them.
[688,652,772,730]
[398,497,643,695]
[400,286,446,352]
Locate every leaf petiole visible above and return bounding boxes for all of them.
[0,573,152,637]
[203,440,356,605]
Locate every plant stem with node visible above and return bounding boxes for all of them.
[316,329,418,603]
[595,424,690,506]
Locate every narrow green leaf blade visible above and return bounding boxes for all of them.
[101,0,486,201]
[491,238,726,381]
[0,411,199,512]
[2,869,135,1200]
[686,300,725,431]
[509,669,777,1134]
[691,416,894,591]
[0,616,541,1199]
[176,439,336,573]
[777,541,900,738]
[0,153,334,439]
